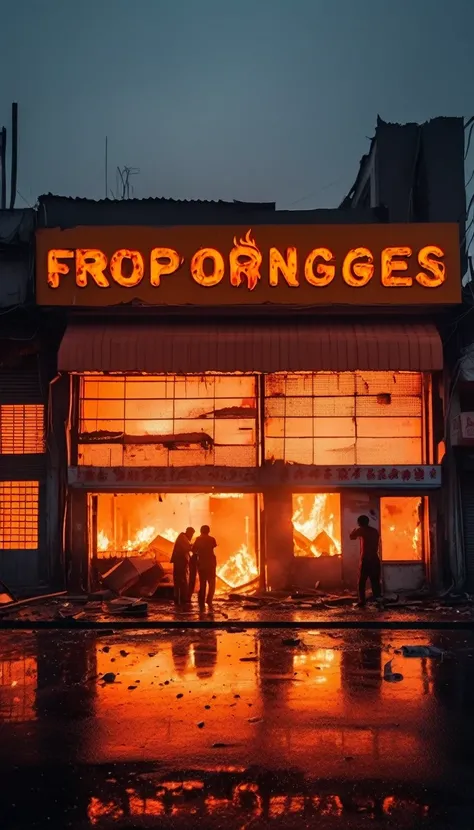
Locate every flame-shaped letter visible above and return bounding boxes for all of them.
[150,248,182,286]
[269,247,298,286]
[342,247,374,287]
[305,248,335,287]
[229,229,262,291]
[47,249,74,288]
[76,249,109,288]
[381,247,412,287]
[416,245,445,287]
[109,249,144,287]
[191,248,225,286]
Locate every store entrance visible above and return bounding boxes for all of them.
[89,491,259,592]
[290,491,426,594]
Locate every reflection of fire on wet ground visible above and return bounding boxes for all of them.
[292,494,342,558]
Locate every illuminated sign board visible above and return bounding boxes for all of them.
[35,223,461,306]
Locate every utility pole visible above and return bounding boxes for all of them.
[9,102,18,210]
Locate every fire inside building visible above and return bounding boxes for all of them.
[0,116,471,599]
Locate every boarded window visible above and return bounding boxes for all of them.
[0,405,45,454]
[265,372,424,465]
[78,375,257,467]
[0,481,39,550]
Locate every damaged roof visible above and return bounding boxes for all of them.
[37,193,384,229]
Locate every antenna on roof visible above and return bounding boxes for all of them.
[113,165,140,200]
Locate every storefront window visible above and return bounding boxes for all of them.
[292,493,341,558]
[0,481,39,550]
[0,405,45,454]
[79,375,257,467]
[265,372,424,465]
[94,491,258,589]
[380,497,423,561]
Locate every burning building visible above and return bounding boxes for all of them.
[0,117,468,596]
[29,188,461,599]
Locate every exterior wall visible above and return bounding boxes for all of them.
[65,365,440,594]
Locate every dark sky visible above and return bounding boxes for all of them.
[1,0,473,209]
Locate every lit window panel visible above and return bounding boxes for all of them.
[265,372,424,465]
[78,374,257,467]
[0,482,39,550]
[380,497,423,561]
[0,405,45,454]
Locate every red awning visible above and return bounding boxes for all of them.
[58,321,443,373]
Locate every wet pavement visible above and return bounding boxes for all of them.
[2,594,474,628]
[1,628,474,828]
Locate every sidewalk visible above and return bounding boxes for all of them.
[1,592,473,629]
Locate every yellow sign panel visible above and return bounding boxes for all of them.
[35,223,461,306]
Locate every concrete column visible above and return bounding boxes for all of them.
[263,489,294,591]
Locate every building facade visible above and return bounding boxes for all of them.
[0,115,468,597]
[33,196,460,596]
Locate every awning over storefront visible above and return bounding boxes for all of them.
[58,321,443,373]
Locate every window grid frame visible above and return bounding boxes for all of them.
[0,405,45,455]
[264,371,425,466]
[0,481,40,550]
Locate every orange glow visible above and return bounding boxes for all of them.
[229,229,262,291]
[216,543,258,587]
[416,245,445,287]
[342,247,374,287]
[47,248,74,288]
[109,249,144,287]
[0,481,39,550]
[265,371,424,465]
[269,247,298,286]
[95,492,258,589]
[150,247,182,285]
[304,247,335,287]
[76,248,109,288]
[0,405,44,454]
[381,246,413,287]
[79,374,257,468]
[380,497,423,561]
[43,234,454,304]
[292,493,341,557]
[190,247,225,286]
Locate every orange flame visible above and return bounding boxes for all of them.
[229,229,262,291]
[292,494,341,558]
[97,522,258,588]
[216,543,258,588]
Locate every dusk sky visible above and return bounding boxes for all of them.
[1,0,473,209]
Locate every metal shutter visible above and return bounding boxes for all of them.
[0,365,44,404]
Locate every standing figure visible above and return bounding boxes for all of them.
[349,515,382,607]
[192,525,218,611]
[170,527,194,607]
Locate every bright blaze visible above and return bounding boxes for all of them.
[97,530,110,552]
[161,527,179,542]
[124,525,156,552]
[216,543,258,588]
[292,493,341,557]
[95,491,259,589]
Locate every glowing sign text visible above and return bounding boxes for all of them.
[47,230,446,292]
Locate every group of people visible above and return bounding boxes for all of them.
[170,513,382,611]
[170,525,217,611]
